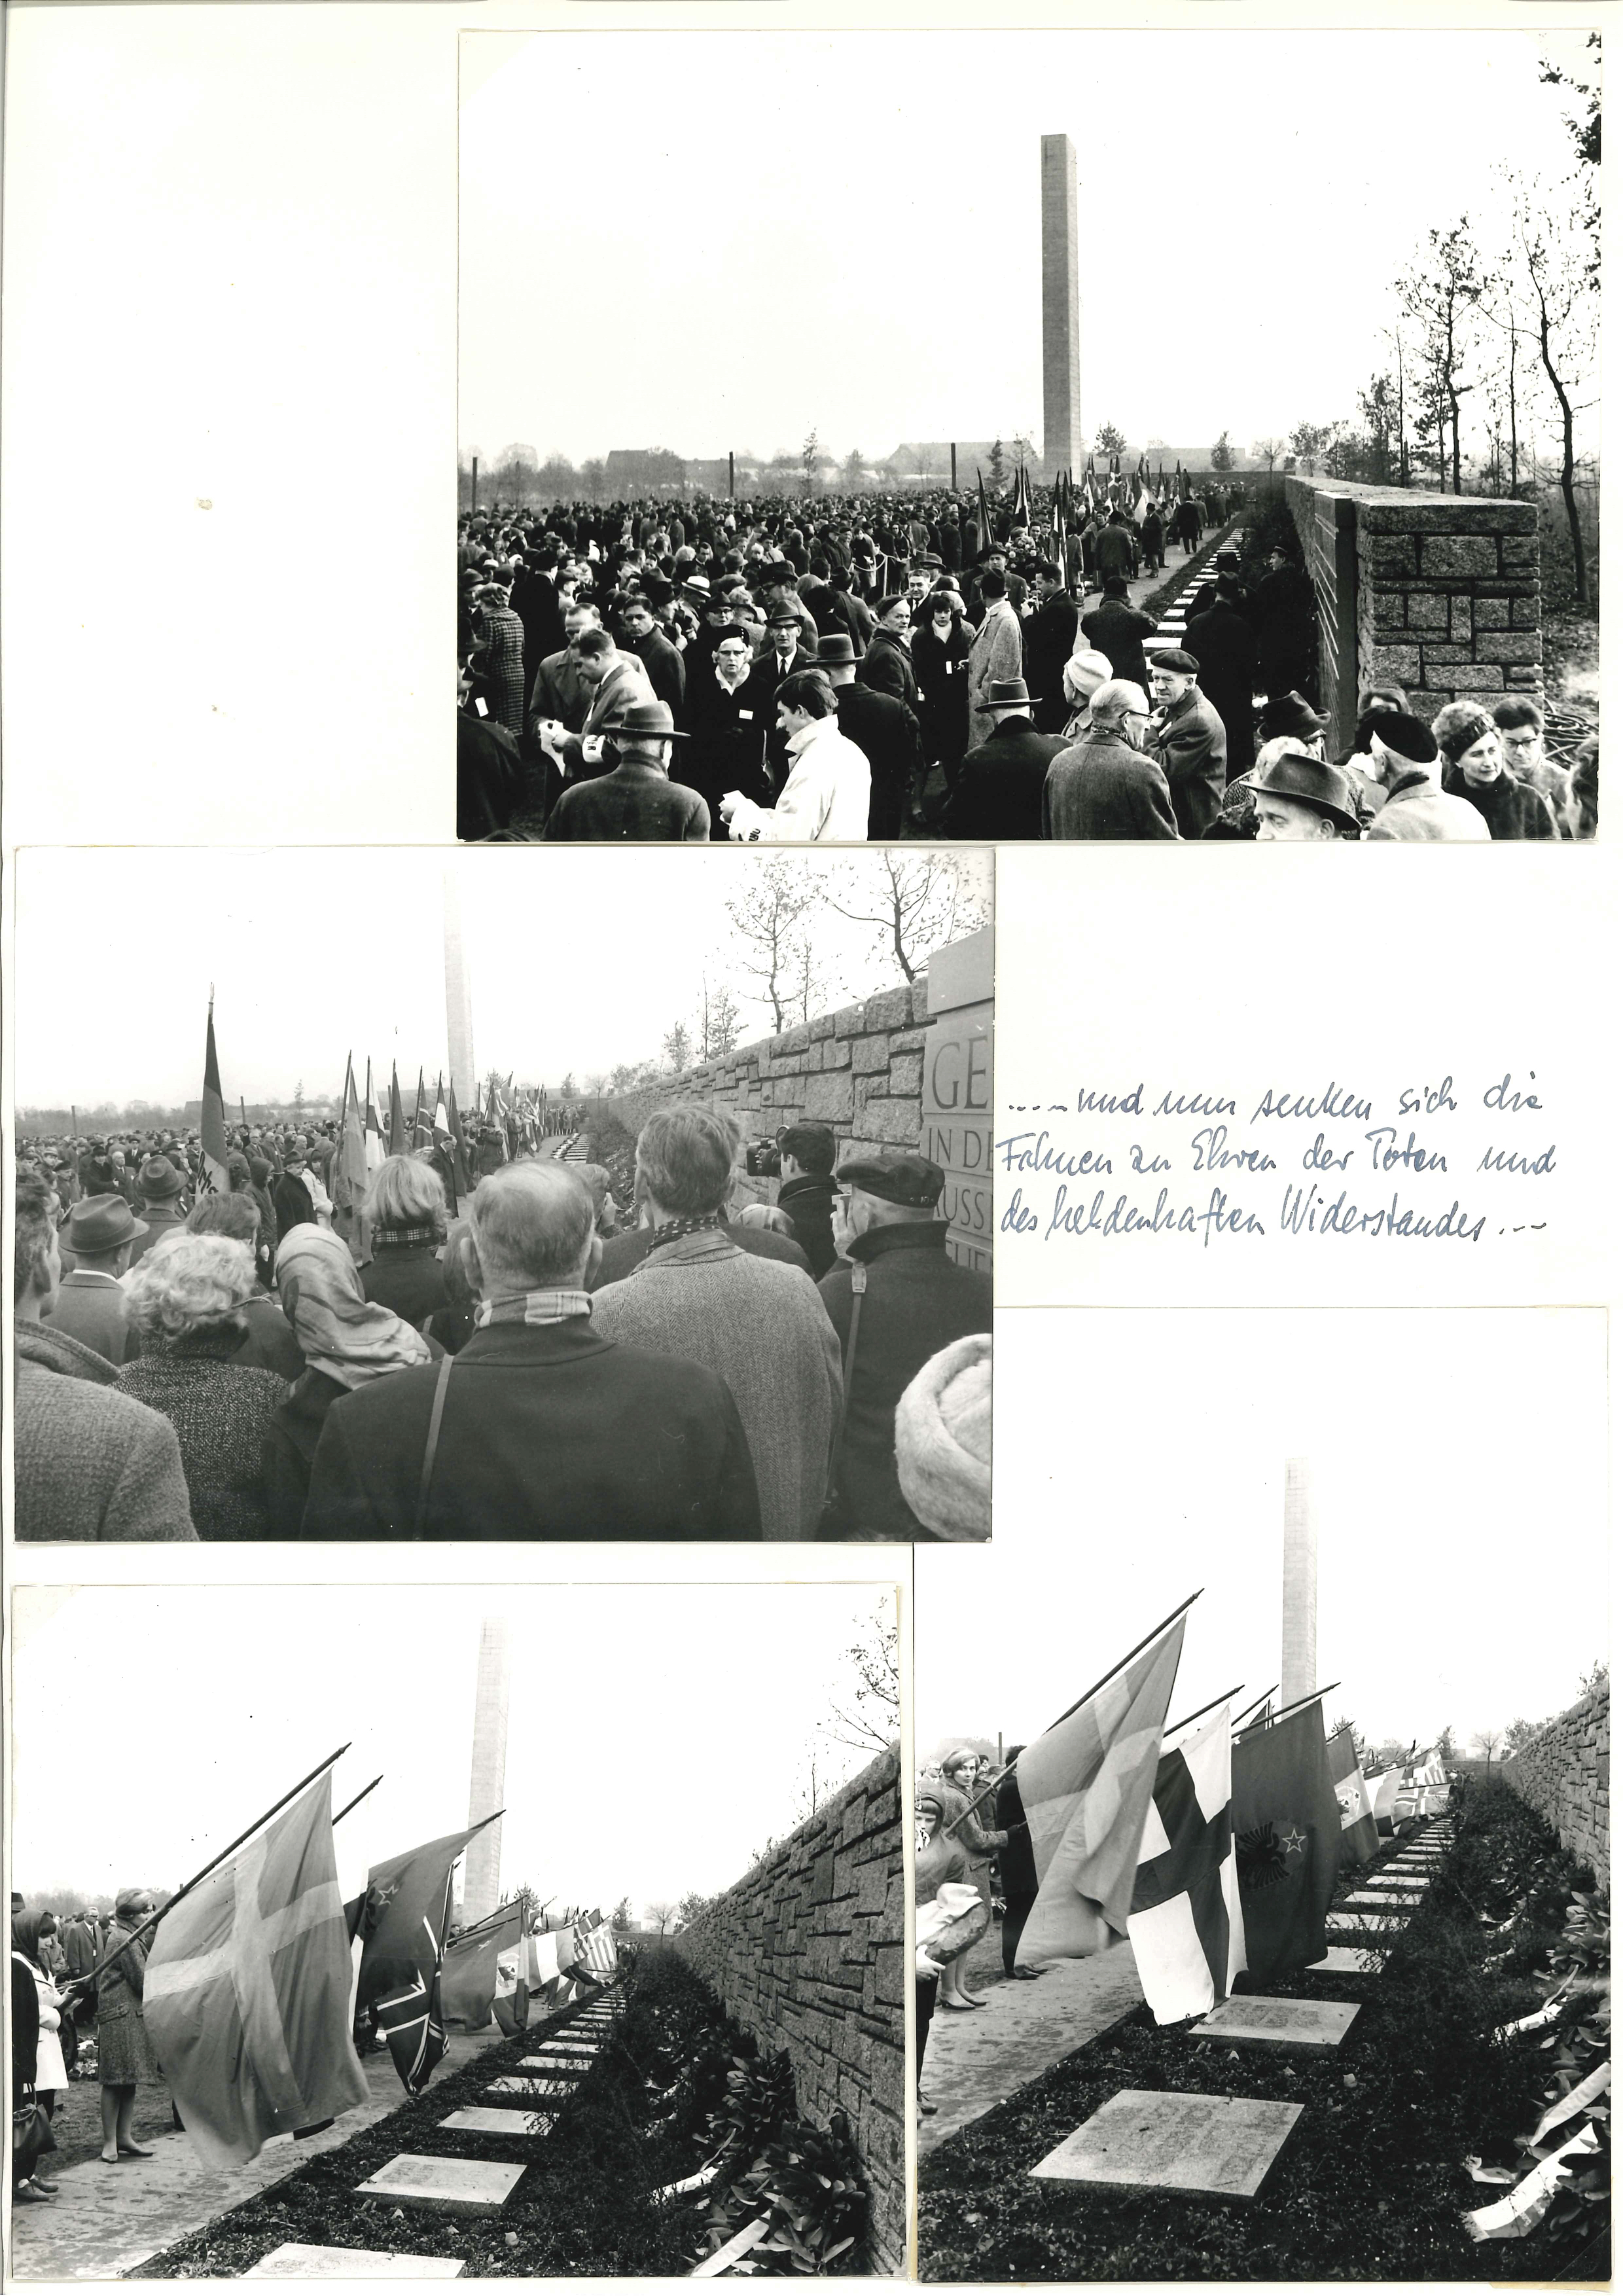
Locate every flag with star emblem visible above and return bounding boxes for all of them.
[143,1774,368,2169]
[351,1819,495,2094]
[1230,1698,1342,1982]
[1014,1612,1186,1964]
[1126,1704,1245,2023]
[1327,1727,1380,1869]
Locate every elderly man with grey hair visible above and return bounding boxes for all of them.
[593,1109,842,1541]
[1042,679,1179,841]
[302,1158,761,1540]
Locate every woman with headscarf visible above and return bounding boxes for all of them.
[12,1909,71,2115]
[933,1749,1011,2011]
[261,1223,436,1536]
[913,1785,987,2118]
[96,1888,161,2165]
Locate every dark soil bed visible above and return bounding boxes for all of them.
[919,1789,1607,2282]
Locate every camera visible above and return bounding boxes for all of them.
[744,1136,782,1179]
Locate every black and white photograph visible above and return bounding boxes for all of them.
[12,846,991,1544]
[912,1308,1609,2281]
[457,27,1598,848]
[8,1581,904,2276]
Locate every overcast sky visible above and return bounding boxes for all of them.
[12,847,990,1110]
[12,1581,895,1914]
[460,27,1590,466]
[918,1307,1607,1756]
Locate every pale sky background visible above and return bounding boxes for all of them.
[918,1307,1607,1754]
[11,1581,896,1913]
[459,27,1592,466]
[12,847,990,1111]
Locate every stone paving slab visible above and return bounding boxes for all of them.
[440,2107,553,2136]
[247,2244,466,2278]
[518,2055,586,2073]
[486,2075,574,2100]
[1310,1946,1388,1975]
[354,2154,526,2219]
[1030,2089,1302,2200]
[1342,1888,1423,1907]
[1193,1996,1361,2055]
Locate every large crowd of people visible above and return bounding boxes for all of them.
[15,1108,991,1544]
[457,485,1594,845]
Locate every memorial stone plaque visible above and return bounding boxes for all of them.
[441,2107,553,2136]
[1029,2089,1302,2200]
[247,2248,465,2279]
[1193,1996,1361,2055]
[355,2155,526,2219]
[920,927,993,1272]
[1343,1888,1421,1907]
[518,2056,585,2075]
[1310,1946,1387,1975]
[488,2075,573,2100]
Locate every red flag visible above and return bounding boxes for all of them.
[389,1064,406,1157]
[353,1820,494,2093]
[200,999,230,1195]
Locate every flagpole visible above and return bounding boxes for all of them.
[332,1775,383,1826]
[1230,1683,1279,1729]
[1234,1679,1341,1736]
[947,1590,1204,1836]
[79,1743,352,1984]
[1164,1681,1245,1740]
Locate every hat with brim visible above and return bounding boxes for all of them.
[1251,753,1361,835]
[766,607,804,628]
[65,1194,149,1253]
[984,678,1038,710]
[681,575,711,597]
[811,635,858,667]
[1258,689,1328,740]
[137,1156,186,1202]
[607,700,690,743]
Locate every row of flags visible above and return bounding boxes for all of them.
[979,1601,1449,2029]
[113,1755,622,2172]
[972,453,1205,553]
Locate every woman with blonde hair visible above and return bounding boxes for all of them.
[359,1154,457,1338]
[116,1236,289,1537]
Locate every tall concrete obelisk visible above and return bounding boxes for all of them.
[443,869,476,1116]
[1040,135,1082,480]
[463,1617,510,1922]
[1281,1458,1317,1709]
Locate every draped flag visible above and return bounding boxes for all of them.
[412,1068,429,1148]
[440,1903,524,2029]
[200,1001,230,1196]
[1230,1699,1343,1982]
[364,1061,385,1179]
[446,1080,472,1196]
[333,1057,369,1234]
[1366,1767,1400,1833]
[1014,1613,1186,1963]
[388,1064,406,1157]
[524,1926,562,1988]
[1012,460,1032,526]
[1127,1705,1245,2024]
[352,1820,492,2094]
[143,1774,368,2170]
[580,1920,618,1978]
[977,468,993,550]
[1328,1727,1380,1869]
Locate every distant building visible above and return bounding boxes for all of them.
[603,447,687,493]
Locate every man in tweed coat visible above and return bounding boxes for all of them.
[965,569,1025,747]
[593,1109,841,1542]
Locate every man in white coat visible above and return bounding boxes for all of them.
[721,672,871,842]
[965,568,1024,746]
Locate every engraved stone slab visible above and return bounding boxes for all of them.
[542,2038,599,2053]
[1342,1888,1423,1907]
[1310,1946,1388,1975]
[247,2248,466,2279]
[517,2056,586,2075]
[441,2107,554,2136]
[487,2075,574,2100]
[1363,1875,1426,1892]
[1193,1995,1361,2055]
[355,2155,526,2219]
[1029,2089,1302,2199]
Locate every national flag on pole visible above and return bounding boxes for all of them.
[364,1060,385,1179]
[388,1064,406,1157]
[333,1056,369,1228]
[433,1079,451,1153]
[446,1081,472,1196]
[1127,1705,1245,2024]
[351,1820,493,2094]
[440,1903,524,2029]
[143,1774,368,2170]
[1014,1612,1186,1964]
[412,1068,429,1147]
[1012,460,1031,526]
[1327,1727,1380,1868]
[580,1920,618,1977]
[200,1000,230,1196]
[1230,1698,1342,1982]
[977,468,993,548]
[1366,1767,1400,1833]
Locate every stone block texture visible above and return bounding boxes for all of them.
[675,1749,904,2276]
[1503,1685,1609,1880]
[1287,476,1542,717]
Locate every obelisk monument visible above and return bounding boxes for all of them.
[464,1617,511,1922]
[444,869,476,1116]
[1040,134,1082,479]
[1281,1458,1317,1709]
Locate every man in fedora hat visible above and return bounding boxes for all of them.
[128,1157,188,1267]
[1148,648,1227,839]
[942,677,1068,841]
[1250,748,1363,842]
[1257,690,1328,752]
[809,633,921,840]
[44,1196,149,1364]
[544,701,710,842]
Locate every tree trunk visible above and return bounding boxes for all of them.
[1534,298,1590,607]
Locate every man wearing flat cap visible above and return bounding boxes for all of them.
[44,1196,149,1365]
[1363,710,1490,842]
[544,702,710,842]
[1148,649,1228,839]
[819,1151,993,1541]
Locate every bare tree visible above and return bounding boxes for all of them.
[696,973,743,1062]
[645,1899,677,1937]
[823,1595,901,1755]
[1510,173,1597,604]
[1472,1724,1505,1780]
[723,857,821,1032]
[800,428,821,495]
[1252,437,1284,474]
[1396,220,1482,494]
[824,852,991,984]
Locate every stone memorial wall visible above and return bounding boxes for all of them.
[1285,476,1542,757]
[674,1748,905,2276]
[1502,1682,1609,1877]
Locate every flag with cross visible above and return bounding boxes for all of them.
[143,1774,368,2169]
[1126,1704,1245,2023]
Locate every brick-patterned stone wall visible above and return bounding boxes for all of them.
[1502,1685,1609,1878]
[1286,477,1541,750]
[675,1749,905,2276]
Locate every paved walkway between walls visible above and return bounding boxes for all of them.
[918,1942,1146,2160]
